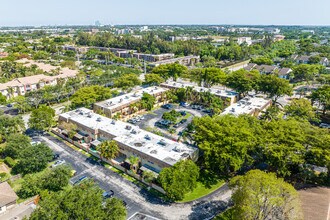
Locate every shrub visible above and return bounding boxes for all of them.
[4,156,16,167]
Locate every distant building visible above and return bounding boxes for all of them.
[221,96,272,117]
[161,80,239,105]
[278,68,293,80]
[0,182,18,214]
[244,63,292,79]
[273,35,285,41]
[293,55,329,66]
[237,37,252,46]
[0,52,9,58]
[93,87,168,118]
[149,56,200,67]
[0,59,78,98]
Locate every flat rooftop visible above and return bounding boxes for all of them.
[150,55,200,65]
[161,80,238,99]
[221,96,271,116]
[94,86,168,111]
[60,108,197,166]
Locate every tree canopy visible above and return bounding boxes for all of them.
[151,63,188,81]
[159,160,199,201]
[227,170,301,220]
[29,181,127,220]
[28,105,55,131]
[12,143,53,175]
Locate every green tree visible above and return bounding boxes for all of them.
[3,134,31,159]
[113,73,141,91]
[18,165,72,199]
[251,56,274,65]
[258,74,292,104]
[98,140,120,161]
[228,170,301,220]
[0,114,25,138]
[159,160,199,201]
[70,85,114,108]
[226,69,260,96]
[285,98,318,122]
[29,181,127,220]
[144,73,165,86]
[189,67,226,88]
[152,63,188,81]
[13,143,53,175]
[140,92,156,111]
[311,85,330,115]
[193,115,261,174]
[28,105,55,131]
[128,156,140,173]
[0,93,6,104]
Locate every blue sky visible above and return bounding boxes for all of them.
[1,0,329,26]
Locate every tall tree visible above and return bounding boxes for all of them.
[159,160,199,201]
[228,170,301,220]
[258,74,292,104]
[98,140,120,161]
[285,98,318,122]
[311,85,330,115]
[28,105,55,131]
[29,181,127,220]
[13,143,53,175]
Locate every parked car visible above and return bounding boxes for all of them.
[122,201,127,207]
[173,123,180,128]
[128,119,137,124]
[73,176,89,185]
[180,119,188,124]
[180,102,190,107]
[6,104,13,108]
[51,159,65,168]
[53,153,60,161]
[102,190,114,199]
[162,104,173,109]
[320,123,330,129]
[179,111,187,116]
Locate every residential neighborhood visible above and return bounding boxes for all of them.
[0,2,329,220]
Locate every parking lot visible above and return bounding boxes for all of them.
[128,103,208,141]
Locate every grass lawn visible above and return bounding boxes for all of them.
[178,178,225,203]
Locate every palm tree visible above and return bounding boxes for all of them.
[98,140,120,162]
[128,156,140,173]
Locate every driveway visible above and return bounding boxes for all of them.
[37,134,231,220]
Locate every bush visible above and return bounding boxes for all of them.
[4,156,16,167]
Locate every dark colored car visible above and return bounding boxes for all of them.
[173,123,180,128]
[161,104,173,109]
[180,111,187,116]
[53,153,60,160]
[102,190,114,199]
[180,119,187,124]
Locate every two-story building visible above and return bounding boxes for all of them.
[58,108,199,173]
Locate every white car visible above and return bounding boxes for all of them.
[51,160,65,168]
[320,123,330,129]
